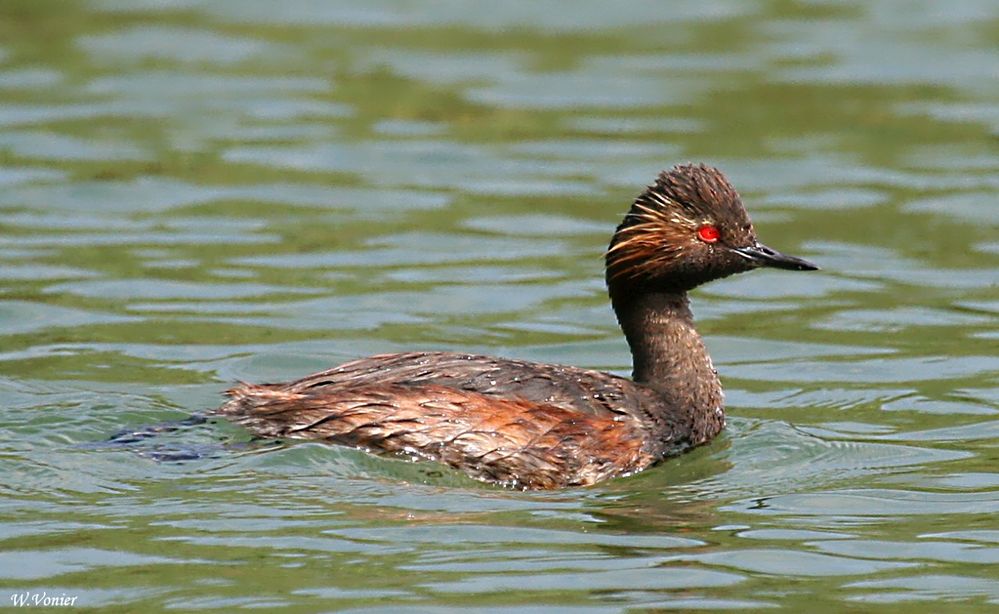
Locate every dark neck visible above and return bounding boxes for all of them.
[611,289,725,445]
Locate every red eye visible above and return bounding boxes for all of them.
[697,225,720,243]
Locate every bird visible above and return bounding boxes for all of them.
[214,163,818,489]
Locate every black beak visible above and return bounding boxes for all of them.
[731,242,819,271]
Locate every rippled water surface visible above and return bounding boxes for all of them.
[1,0,997,611]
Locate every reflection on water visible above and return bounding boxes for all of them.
[0,0,997,610]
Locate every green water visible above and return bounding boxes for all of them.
[1,0,997,611]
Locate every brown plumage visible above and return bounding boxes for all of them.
[216,163,818,489]
[223,364,654,489]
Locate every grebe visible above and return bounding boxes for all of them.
[216,163,817,489]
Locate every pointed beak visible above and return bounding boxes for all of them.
[730,241,819,271]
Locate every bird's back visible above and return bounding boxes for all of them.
[216,351,671,488]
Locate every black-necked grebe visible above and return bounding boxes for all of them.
[216,163,818,489]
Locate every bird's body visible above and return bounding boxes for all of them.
[216,164,817,489]
[220,344,722,489]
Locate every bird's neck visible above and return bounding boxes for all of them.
[611,290,725,445]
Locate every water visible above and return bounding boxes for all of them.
[1,0,997,610]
